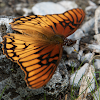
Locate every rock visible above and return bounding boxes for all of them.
[93,88,100,100]
[70,63,88,86]
[57,1,78,10]
[88,44,100,53]
[32,2,66,15]
[32,1,78,15]
[15,3,32,16]
[81,53,93,62]
[70,63,95,93]
[94,59,100,69]
[81,18,95,34]
[0,16,13,42]
[23,8,32,16]
[85,0,97,12]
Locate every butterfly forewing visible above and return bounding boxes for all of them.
[2,33,63,89]
[10,8,85,37]
[2,8,85,89]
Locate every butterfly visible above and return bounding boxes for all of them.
[1,8,85,89]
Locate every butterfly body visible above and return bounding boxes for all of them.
[2,8,85,89]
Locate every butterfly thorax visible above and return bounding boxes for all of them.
[48,34,64,44]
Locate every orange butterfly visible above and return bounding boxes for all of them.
[1,8,85,89]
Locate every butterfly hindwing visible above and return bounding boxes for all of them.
[2,33,62,88]
[18,44,62,89]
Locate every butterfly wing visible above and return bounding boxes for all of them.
[2,33,63,89]
[10,8,85,38]
[2,34,62,89]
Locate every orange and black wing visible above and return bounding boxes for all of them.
[10,8,85,37]
[2,33,62,89]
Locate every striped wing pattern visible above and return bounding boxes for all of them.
[11,8,85,38]
[2,8,85,89]
[2,33,62,88]
[19,44,62,88]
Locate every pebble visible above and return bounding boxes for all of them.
[32,1,78,15]
[93,88,100,100]
[88,44,100,53]
[70,63,95,93]
[94,59,100,69]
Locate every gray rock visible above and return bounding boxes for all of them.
[32,1,78,15]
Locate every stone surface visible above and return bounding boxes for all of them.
[81,53,93,62]
[32,1,78,15]
[32,2,66,15]
[94,59,100,69]
[93,88,100,100]
[88,44,100,53]
[70,63,95,93]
